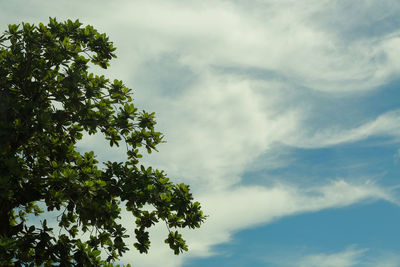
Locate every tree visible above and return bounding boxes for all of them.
[0,18,205,266]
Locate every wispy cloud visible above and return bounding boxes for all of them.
[297,247,367,267]
[96,0,400,94]
[270,246,400,267]
[114,180,397,266]
[286,109,400,148]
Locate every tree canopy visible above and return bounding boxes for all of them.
[0,18,205,266]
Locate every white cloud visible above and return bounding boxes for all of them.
[184,180,394,252]
[90,0,400,94]
[273,247,400,267]
[365,252,400,267]
[138,75,301,191]
[297,247,367,267]
[113,179,396,266]
[286,109,400,148]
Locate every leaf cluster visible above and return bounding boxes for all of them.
[0,18,205,266]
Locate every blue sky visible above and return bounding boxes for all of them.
[3,1,400,266]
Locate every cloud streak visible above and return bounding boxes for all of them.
[115,179,397,266]
[272,246,400,267]
[297,247,367,267]
[286,109,400,148]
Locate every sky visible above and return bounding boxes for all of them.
[2,0,400,266]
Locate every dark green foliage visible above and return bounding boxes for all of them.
[0,18,205,265]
